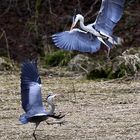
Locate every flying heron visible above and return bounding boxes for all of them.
[52,0,125,56]
[19,61,64,140]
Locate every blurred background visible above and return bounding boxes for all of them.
[0,0,139,79]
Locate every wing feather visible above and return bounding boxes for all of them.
[20,61,44,114]
[93,0,125,36]
[52,29,101,53]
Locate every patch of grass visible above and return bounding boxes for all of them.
[87,64,135,80]
[44,50,75,67]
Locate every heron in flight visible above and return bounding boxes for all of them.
[52,0,125,56]
[19,61,64,140]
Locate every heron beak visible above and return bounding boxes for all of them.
[70,23,75,31]
[53,94,60,98]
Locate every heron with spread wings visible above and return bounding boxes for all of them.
[19,61,64,140]
[52,0,125,56]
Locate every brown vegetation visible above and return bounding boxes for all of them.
[0,70,140,139]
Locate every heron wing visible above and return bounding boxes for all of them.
[93,0,125,36]
[52,29,101,53]
[20,61,46,114]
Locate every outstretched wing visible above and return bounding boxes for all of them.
[93,0,125,36]
[20,61,45,114]
[52,28,101,53]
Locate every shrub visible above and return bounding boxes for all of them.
[45,50,75,67]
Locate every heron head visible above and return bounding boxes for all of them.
[70,14,84,30]
[46,92,59,104]
[46,92,55,103]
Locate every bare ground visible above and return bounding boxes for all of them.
[0,69,140,140]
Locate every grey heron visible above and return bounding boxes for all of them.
[19,61,64,140]
[52,0,125,56]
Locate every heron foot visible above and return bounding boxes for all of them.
[46,120,66,126]
[58,120,66,126]
[55,112,65,119]
[49,112,65,119]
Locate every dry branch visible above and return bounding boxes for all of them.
[84,0,99,17]
[0,30,10,60]
[0,0,12,17]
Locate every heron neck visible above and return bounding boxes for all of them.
[80,20,100,37]
[79,20,88,31]
[48,103,55,115]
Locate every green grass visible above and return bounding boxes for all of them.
[45,50,75,67]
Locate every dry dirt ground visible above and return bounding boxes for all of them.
[0,68,140,140]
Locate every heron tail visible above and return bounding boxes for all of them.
[108,35,124,45]
[19,114,29,124]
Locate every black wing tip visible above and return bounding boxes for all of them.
[21,59,41,84]
[21,60,38,73]
[21,59,38,66]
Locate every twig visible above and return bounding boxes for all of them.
[84,0,99,17]
[72,82,77,102]
[0,31,4,40]
[26,0,31,13]
[77,0,82,14]
[124,11,140,17]
[0,0,12,17]
[0,30,10,60]
[77,63,89,74]
[48,0,57,17]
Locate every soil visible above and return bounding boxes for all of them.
[0,69,140,140]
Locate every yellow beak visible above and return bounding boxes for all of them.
[70,23,75,31]
[53,94,60,98]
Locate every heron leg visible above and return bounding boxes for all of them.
[107,47,110,58]
[33,122,40,140]
[105,46,111,61]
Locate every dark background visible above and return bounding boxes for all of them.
[0,0,139,61]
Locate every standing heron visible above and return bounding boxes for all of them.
[19,61,64,140]
[52,0,125,56]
